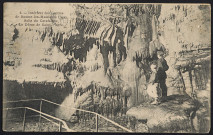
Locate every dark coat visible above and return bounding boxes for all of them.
[157,58,169,80]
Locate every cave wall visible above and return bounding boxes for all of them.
[158,4,211,62]
[158,4,211,94]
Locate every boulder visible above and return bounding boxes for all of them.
[126,95,201,133]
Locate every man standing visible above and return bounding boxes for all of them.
[156,51,169,101]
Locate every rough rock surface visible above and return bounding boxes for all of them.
[126,95,201,133]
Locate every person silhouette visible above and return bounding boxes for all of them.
[156,51,169,101]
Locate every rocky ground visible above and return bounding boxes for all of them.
[4,114,130,132]
[4,116,59,132]
[125,75,210,133]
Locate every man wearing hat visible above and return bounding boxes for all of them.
[156,50,169,101]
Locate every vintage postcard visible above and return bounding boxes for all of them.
[3,3,211,133]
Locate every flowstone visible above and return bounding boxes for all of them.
[126,95,201,133]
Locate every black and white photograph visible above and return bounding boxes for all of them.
[3,3,211,133]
